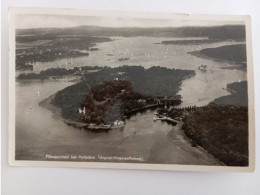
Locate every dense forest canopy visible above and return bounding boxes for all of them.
[53,66,195,120]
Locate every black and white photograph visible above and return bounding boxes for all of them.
[9,8,255,172]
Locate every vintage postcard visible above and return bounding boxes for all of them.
[9,8,255,172]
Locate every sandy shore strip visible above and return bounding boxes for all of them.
[147,122,224,165]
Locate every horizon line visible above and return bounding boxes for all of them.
[16,24,246,31]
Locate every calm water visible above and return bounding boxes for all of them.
[15,37,246,164]
[30,37,246,107]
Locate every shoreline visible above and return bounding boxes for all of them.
[166,122,224,166]
[124,103,164,118]
[39,93,128,131]
[39,86,223,165]
[39,94,90,129]
[188,51,246,70]
[40,93,164,130]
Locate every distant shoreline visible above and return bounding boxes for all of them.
[188,44,247,71]
[188,50,246,67]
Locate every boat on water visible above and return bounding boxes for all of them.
[111,123,125,129]
[65,117,126,131]
[118,57,130,61]
[85,123,126,131]
[86,123,112,131]
[153,116,178,124]
[111,120,126,129]
[198,64,207,71]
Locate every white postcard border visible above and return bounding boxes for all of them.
[8,7,255,172]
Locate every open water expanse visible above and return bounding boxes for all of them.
[15,37,246,164]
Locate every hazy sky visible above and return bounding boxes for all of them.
[15,14,244,29]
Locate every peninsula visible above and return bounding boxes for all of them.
[16,35,111,70]
[188,44,247,69]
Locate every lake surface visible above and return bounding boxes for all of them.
[15,37,246,164]
[30,37,246,107]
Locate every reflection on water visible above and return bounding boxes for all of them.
[15,37,246,163]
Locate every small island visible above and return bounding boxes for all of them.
[17,66,102,80]
[41,66,195,130]
[118,57,130,62]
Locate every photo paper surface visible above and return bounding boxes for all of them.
[9,8,255,172]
